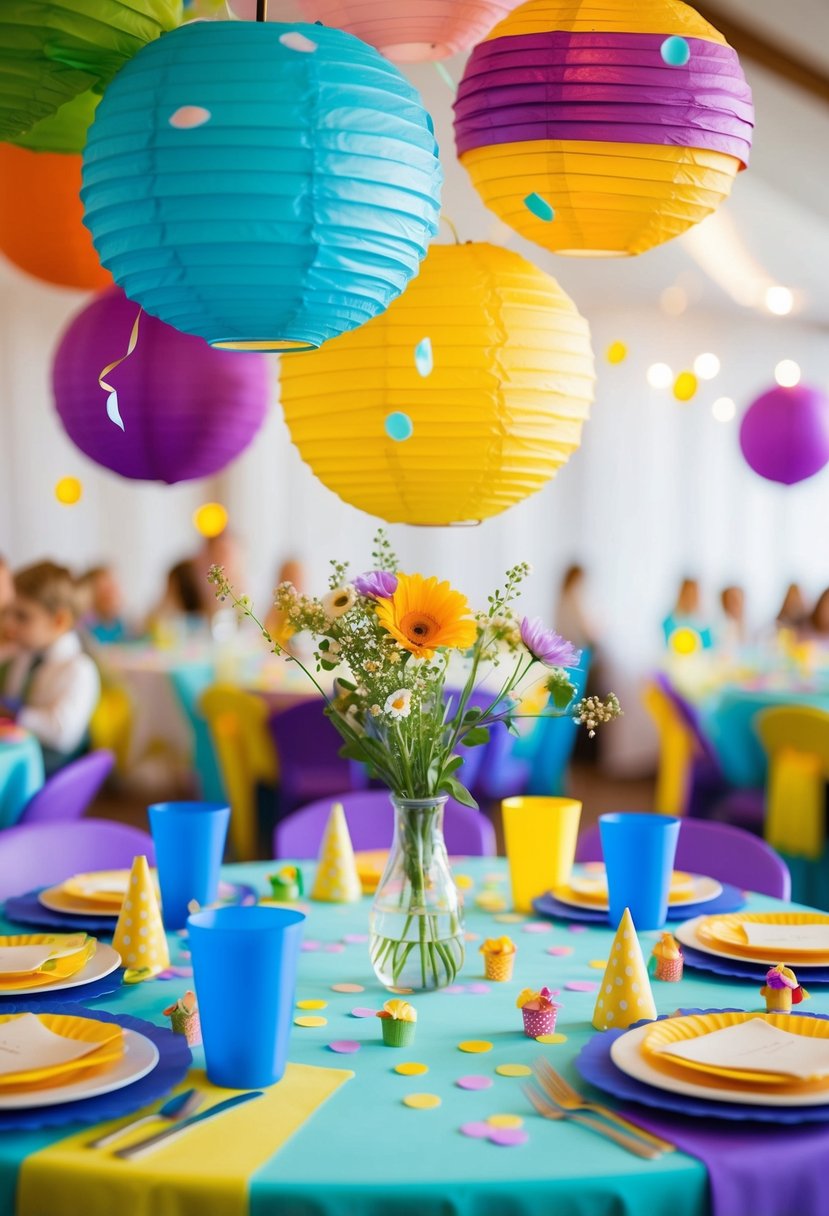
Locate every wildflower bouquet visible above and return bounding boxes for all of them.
[209,532,620,989]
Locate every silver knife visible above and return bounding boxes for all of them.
[114,1091,263,1161]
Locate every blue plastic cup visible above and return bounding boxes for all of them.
[187,905,305,1088]
[148,801,230,930]
[599,812,680,930]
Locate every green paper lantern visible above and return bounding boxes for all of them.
[0,0,182,143]
[11,90,99,154]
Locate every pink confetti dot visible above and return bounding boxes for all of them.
[342,934,369,944]
[301,940,322,952]
[464,932,480,942]
[331,983,365,994]
[466,983,491,995]
[460,1121,493,1138]
[323,943,346,953]
[350,1007,378,1018]
[441,984,466,995]
[522,922,552,934]
[328,1040,361,1054]
[565,980,598,992]
[456,1076,493,1091]
[568,925,589,934]
[546,946,574,956]
[489,1127,529,1147]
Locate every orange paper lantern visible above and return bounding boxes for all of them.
[0,144,110,290]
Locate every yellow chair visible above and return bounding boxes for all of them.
[200,684,278,861]
[642,680,697,817]
[89,683,133,776]
[755,707,829,860]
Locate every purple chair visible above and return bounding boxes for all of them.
[19,750,115,825]
[0,819,155,901]
[576,816,791,900]
[267,701,368,818]
[274,790,497,859]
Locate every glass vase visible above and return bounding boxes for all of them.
[369,795,465,991]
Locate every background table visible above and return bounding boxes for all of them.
[0,859,819,1216]
[0,733,43,829]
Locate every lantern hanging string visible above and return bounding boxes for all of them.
[256,0,268,20]
[439,215,462,245]
[98,307,142,430]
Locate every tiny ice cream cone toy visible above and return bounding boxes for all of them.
[480,936,516,982]
[163,990,202,1046]
[267,865,303,902]
[652,933,684,982]
[516,986,559,1038]
[761,964,809,1013]
[377,998,417,1047]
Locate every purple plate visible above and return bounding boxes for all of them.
[3,881,259,933]
[0,969,125,1008]
[681,942,829,984]
[576,1008,829,1123]
[533,881,746,925]
[0,1002,191,1130]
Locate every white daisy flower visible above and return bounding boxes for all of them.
[322,586,356,619]
[385,689,412,719]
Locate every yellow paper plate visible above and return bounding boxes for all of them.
[61,870,132,907]
[0,937,96,990]
[38,887,121,918]
[0,934,90,978]
[643,1011,829,1089]
[555,869,712,910]
[697,912,829,962]
[354,850,388,896]
[0,1014,123,1087]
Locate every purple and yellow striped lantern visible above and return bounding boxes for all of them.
[454,0,754,256]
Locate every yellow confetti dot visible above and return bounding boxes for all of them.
[294,1016,327,1028]
[606,340,628,365]
[494,913,526,925]
[454,874,474,890]
[54,476,82,506]
[458,1040,493,1054]
[476,894,507,912]
[487,1114,524,1129]
[536,1033,568,1045]
[388,986,414,995]
[193,501,228,537]
[296,999,328,1010]
[588,960,608,970]
[394,1062,429,1076]
[403,1093,441,1110]
[495,1064,532,1077]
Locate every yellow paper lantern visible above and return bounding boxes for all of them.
[193,502,228,538]
[454,0,754,257]
[280,242,595,525]
[54,476,82,506]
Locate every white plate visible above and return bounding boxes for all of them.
[0,1028,159,1109]
[0,944,121,997]
[611,1020,829,1108]
[554,871,723,912]
[675,916,829,970]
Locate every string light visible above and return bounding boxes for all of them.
[774,360,801,388]
[765,286,794,316]
[659,285,688,317]
[54,476,82,505]
[646,363,673,389]
[606,341,627,365]
[193,501,228,537]
[711,396,736,422]
[693,352,720,380]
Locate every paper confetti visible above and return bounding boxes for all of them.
[489,1127,529,1147]
[403,1093,441,1110]
[342,934,369,945]
[495,1064,531,1078]
[588,959,608,970]
[301,940,322,952]
[460,1121,492,1138]
[546,946,574,956]
[294,1015,328,1028]
[564,980,598,992]
[331,983,365,994]
[458,1040,493,1054]
[568,925,588,934]
[494,914,526,925]
[279,30,318,52]
[522,923,552,934]
[536,1033,568,1045]
[414,337,434,377]
[457,1075,493,1091]
[523,192,555,222]
[466,984,491,996]
[488,1114,524,1129]
[296,999,328,1010]
[328,1040,361,1054]
[350,1007,378,1018]
[395,1062,428,1076]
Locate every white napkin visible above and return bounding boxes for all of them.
[741,923,829,952]
[0,1014,103,1078]
[654,1017,829,1080]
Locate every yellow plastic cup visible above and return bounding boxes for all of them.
[502,797,582,914]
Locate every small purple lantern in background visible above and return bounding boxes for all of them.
[52,288,270,484]
[739,384,829,486]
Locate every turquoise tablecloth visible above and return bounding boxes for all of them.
[0,736,43,830]
[0,860,822,1216]
[700,685,829,787]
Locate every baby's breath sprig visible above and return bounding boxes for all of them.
[487,561,532,619]
[371,529,399,574]
[572,693,623,737]
[328,559,349,591]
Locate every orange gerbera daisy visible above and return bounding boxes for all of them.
[376,573,477,660]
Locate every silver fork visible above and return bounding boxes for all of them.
[534,1058,676,1154]
[522,1083,662,1160]
[86,1088,203,1149]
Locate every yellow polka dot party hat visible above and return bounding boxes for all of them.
[112,854,170,981]
[592,907,656,1030]
[311,803,363,903]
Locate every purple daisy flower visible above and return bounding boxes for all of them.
[520,617,581,668]
[354,570,398,600]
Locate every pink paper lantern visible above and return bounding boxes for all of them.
[52,288,270,485]
[739,384,829,486]
[233,0,521,60]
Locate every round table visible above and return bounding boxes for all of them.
[0,858,816,1216]
[0,732,44,829]
[700,683,829,788]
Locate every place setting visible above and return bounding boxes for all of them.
[0,932,122,1006]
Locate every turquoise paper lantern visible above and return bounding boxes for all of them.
[81,21,443,352]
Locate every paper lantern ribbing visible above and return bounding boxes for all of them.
[52,288,270,484]
[739,385,829,486]
[291,1,521,61]
[454,0,754,256]
[81,21,443,352]
[280,242,595,525]
[0,1,181,142]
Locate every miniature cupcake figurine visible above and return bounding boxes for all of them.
[479,936,517,982]
[516,986,560,1038]
[267,865,303,902]
[377,998,417,1047]
[761,963,809,1013]
[163,990,202,1046]
[652,933,684,982]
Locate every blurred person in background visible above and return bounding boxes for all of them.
[145,559,205,641]
[777,582,809,634]
[554,564,600,653]
[719,585,747,649]
[808,588,829,638]
[81,565,131,645]
[663,577,712,649]
[266,557,307,656]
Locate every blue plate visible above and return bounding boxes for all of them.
[0,969,125,1008]
[533,881,746,925]
[0,1002,191,1130]
[3,880,259,933]
[576,1008,829,1123]
[680,942,829,984]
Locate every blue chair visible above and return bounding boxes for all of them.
[168,664,226,803]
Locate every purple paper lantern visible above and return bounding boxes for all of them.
[739,384,829,486]
[52,288,270,484]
